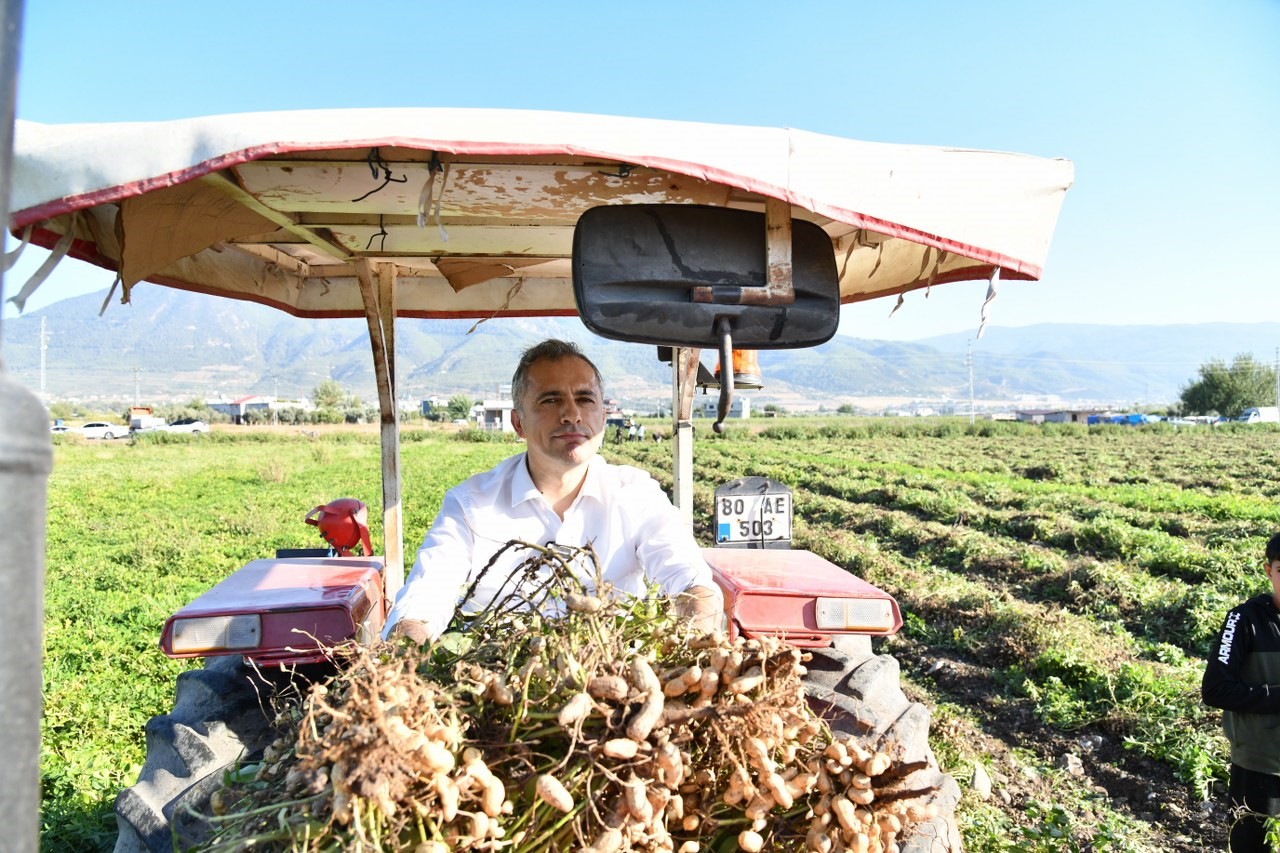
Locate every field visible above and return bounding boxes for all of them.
[40,422,1280,851]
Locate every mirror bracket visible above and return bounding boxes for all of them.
[692,198,797,308]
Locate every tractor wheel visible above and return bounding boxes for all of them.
[113,656,277,853]
[804,647,964,852]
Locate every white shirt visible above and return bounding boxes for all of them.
[383,452,720,639]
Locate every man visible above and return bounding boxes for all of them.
[384,339,722,643]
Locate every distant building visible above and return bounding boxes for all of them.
[1015,408,1107,424]
[209,395,275,424]
[208,396,309,424]
[476,399,516,433]
[697,395,750,419]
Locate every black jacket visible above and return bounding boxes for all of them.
[1202,593,1280,774]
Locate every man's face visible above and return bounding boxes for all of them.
[511,356,604,474]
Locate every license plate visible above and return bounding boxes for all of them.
[716,493,791,544]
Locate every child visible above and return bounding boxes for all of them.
[1202,532,1280,852]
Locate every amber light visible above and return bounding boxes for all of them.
[715,349,763,389]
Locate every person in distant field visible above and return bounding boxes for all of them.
[1202,532,1280,852]
[627,421,638,442]
[637,423,646,442]
[383,339,722,644]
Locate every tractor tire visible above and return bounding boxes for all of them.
[804,647,964,852]
[113,656,277,853]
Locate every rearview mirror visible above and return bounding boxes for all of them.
[572,205,840,349]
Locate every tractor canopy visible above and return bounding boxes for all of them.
[8,108,1073,319]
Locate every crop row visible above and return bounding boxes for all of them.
[610,428,1276,801]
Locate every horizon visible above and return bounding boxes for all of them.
[13,284,1280,343]
[8,286,1278,411]
[3,2,1277,342]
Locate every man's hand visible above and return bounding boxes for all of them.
[387,618,430,646]
[674,585,722,635]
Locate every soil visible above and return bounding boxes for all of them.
[889,637,1226,852]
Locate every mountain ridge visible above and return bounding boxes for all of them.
[3,286,1277,410]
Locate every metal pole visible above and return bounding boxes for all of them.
[967,340,975,425]
[38,315,45,397]
[0,3,54,851]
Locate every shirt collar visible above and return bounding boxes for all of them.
[509,452,608,509]
[510,453,542,508]
[578,455,608,504]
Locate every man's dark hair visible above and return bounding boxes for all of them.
[511,339,604,409]
[1267,532,1280,563]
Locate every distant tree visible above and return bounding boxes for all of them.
[47,400,73,420]
[312,379,347,409]
[1178,354,1277,419]
[837,403,855,415]
[763,403,787,415]
[447,394,473,420]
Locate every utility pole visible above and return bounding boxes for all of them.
[1274,347,1279,408]
[37,316,47,401]
[967,340,975,425]
[132,367,139,407]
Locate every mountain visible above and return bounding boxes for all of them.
[2,286,1277,409]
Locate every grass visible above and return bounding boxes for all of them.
[40,422,1278,851]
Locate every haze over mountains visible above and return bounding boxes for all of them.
[3,287,1277,411]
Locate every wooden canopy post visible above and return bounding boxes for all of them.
[671,347,700,525]
[355,260,404,601]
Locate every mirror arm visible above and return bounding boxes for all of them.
[712,317,734,434]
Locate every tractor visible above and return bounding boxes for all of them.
[4,107,1072,851]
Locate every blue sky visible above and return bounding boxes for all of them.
[5,0,1278,340]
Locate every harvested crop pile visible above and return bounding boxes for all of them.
[201,542,952,851]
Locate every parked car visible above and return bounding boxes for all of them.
[50,424,70,434]
[164,418,209,436]
[80,422,125,440]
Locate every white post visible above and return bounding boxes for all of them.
[356,261,404,600]
[671,348,698,526]
[0,3,52,850]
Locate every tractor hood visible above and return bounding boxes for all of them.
[8,108,1073,319]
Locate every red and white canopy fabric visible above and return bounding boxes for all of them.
[8,108,1073,319]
